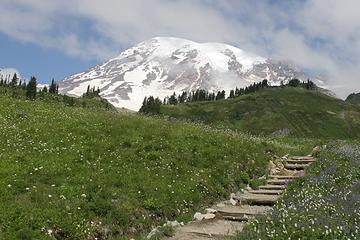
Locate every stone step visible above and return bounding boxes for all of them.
[235,193,280,206]
[289,156,315,160]
[214,204,271,218]
[286,159,316,164]
[266,179,290,185]
[285,163,310,170]
[167,232,213,240]
[248,189,283,195]
[170,219,244,239]
[259,184,287,190]
[270,175,300,179]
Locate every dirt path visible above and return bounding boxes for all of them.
[167,155,317,239]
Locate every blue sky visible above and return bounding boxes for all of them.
[0,0,359,97]
[0,33,97,82]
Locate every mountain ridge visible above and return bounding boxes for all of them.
[59,37,325,110]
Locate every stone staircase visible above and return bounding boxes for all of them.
[166,155,316,240]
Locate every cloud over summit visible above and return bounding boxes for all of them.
[0,0,359,97]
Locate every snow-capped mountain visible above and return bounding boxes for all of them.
[60,37,320,111]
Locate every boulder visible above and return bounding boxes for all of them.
[193,212,216,221]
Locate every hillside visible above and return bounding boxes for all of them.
[346,92,360,105]
[0,93,312,239]
[160,87,360,138]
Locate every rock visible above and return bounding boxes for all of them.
[216,202,226,208]
[147,228,160,239]
[311,146,321,157]
[245,185,252,191]
[271,128,290,137]
[204,213,216,220]
[193,212,216,221]
[165,220,180,228]
[268,160,277,171]
[205,208,217,214]
[229,193,237,205]
[275,162,285,170]
[229,198,237,206]
[194,212,204,221]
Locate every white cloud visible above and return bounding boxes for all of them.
[0,0,359,97]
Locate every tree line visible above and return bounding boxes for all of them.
[82,85,101,98]
[0,73,40,100]
[0,74,101,101]
[139,78,317,114]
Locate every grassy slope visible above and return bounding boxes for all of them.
[161,87,360,138]
[0,95,312,239]
[234,140,360,239]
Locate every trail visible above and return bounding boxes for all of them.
[166,155,317,239]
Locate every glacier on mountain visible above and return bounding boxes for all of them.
[60,37,318,111]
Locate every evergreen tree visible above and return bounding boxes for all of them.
[43,86,48,93]
[139,96,162,114]
[305,79,316,90]
[229,90,235,99]
[168,92,178,105]
[235,87,239,97]
[10,73,19,87]
[163,97,168,105]
[216,90,225,100]
[261,79,268,88]
[288,78,300,87]
[49,79,57,93]
[86,85,90,97]
[140,97,148,112]
[26,76,37,100]
[179,91,187,103]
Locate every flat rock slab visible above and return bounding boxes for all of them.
[169,220,244,239]
[289,156,315,160]
[259,184,287,190]
[284,170,306,176]
[167,232,215,240]
[286,159,316,164]
[270,175,300,179]
[248,189,283,195]
[235,193,280,205]
[285,163,310,170]
[214,204,272,216]
[267,179,290,185]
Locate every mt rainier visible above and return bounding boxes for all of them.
[59,37,317,111]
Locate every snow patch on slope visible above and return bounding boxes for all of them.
[60,37,320,111]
